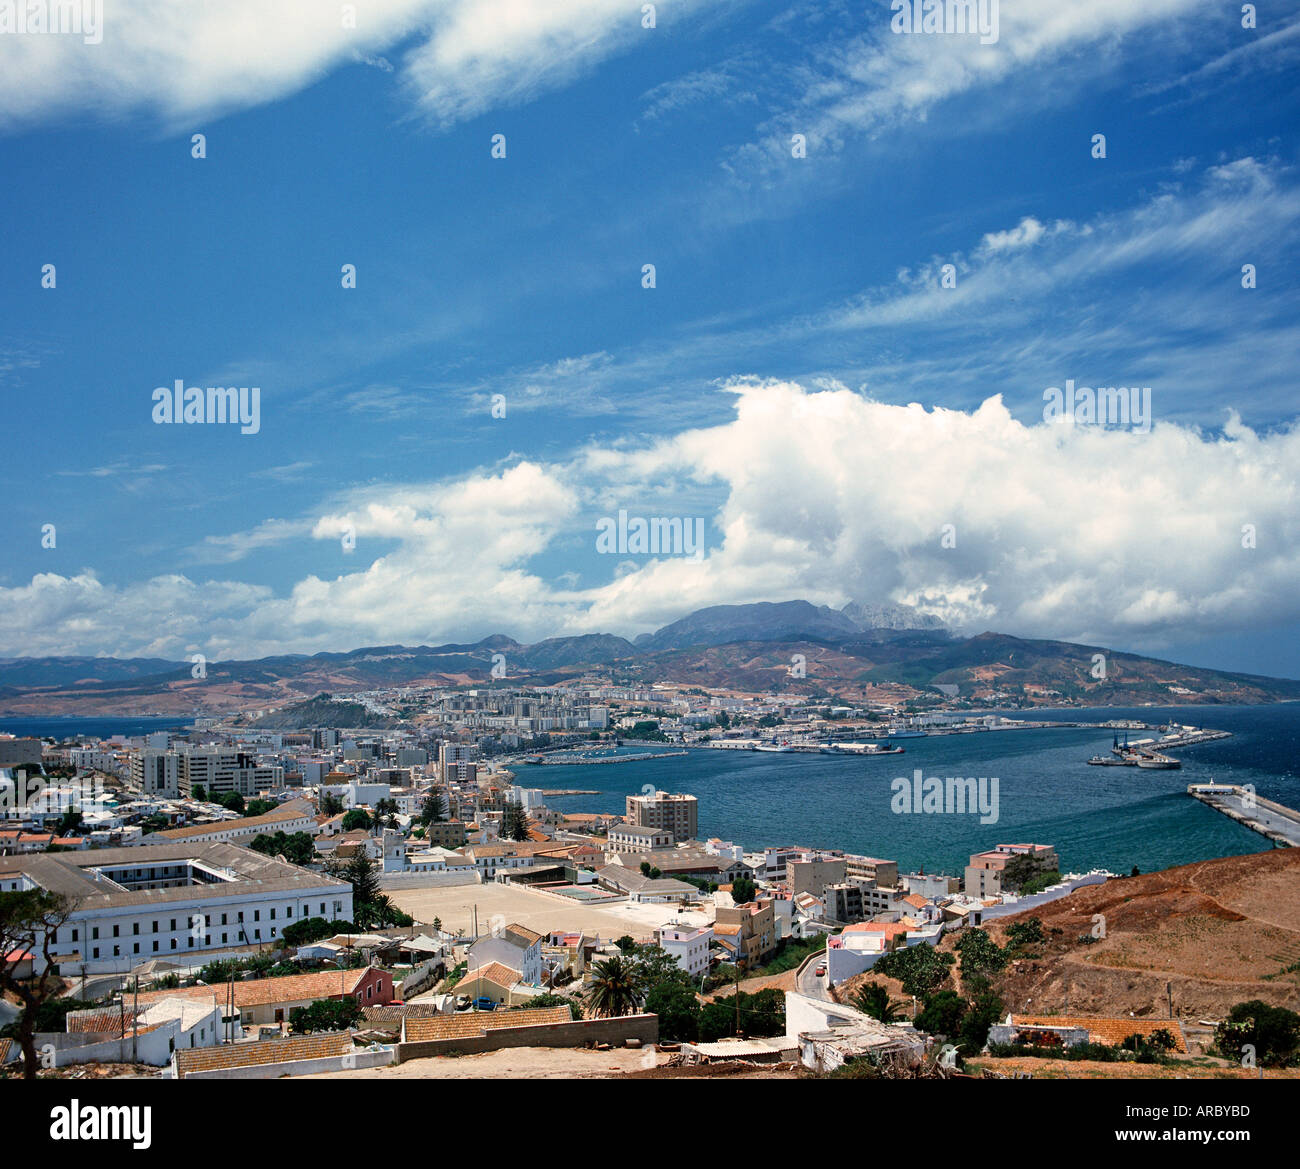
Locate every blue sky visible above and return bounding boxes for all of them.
[2,0,1299,676]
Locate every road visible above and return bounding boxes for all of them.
[794,949,831,1001]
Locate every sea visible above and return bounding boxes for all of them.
[6,704,1298,878]
[526,704,1300,878]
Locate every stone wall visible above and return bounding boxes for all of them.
[395,1013,658,1062]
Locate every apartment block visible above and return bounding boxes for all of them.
[624,790,698,843]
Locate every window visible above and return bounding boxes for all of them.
[222,933,227,943]
[151,921,158,933]
[112,924,119,937]
[92,926,99,939]
[133,943,139,954]
[253,910,260,921]
[71,928,79,942]
[92,947,99,959]
[133,923,139,935]
[153,941,159,952]
[270,908,276,919]
[170,939,176,950]
[220,913,227,925]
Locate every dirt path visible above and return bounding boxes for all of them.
[300,1046,660,1079]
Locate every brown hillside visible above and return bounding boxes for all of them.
[962,848,1300,1024]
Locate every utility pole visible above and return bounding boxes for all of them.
[734,964,742,1038]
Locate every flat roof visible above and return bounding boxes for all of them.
[0,841,349,910]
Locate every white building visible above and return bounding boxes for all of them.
[0,842,352,975]
[655,923,713,979]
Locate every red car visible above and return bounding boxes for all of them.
[814,963,827,977]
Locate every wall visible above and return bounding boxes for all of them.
[380,870,480,891]
[395,1013,658,1062]
[178,1047,394,1079]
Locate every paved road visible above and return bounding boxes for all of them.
[795,950,831,1001]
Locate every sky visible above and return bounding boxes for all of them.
[1,0,1299,677]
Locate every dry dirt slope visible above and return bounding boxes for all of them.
[969,847,1300,1021]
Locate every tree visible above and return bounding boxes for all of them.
[515,992,583,1021]
[341,809,372,833]
[873,942,954,998]
[374,798,399,828]
[249,831,315,866]
[501,800,529,842]
[645,981,700,1041]
[914,990,968,1037]
[55,810,83,837]
[0,890,77,1078]
[628,944,693,997]
[583,956,641,1017]
[290,998,364,1034]
[958,991,1004,1055]
[955,929,1008,979]
[420,792,447,825]
[1216,1001,1300,1068]
[244,798,277,818]
[320,792,344,817]
[193,784,207,801]
[730,875,757,905]
[852,981,905,1022]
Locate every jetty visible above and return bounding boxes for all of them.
[1187,783,1300,847]
[523,749,687,766]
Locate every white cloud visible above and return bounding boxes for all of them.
[5,384,1297,661]
[0,0,705,131]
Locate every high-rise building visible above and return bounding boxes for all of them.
[624,790,698,843]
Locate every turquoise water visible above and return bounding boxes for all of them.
[533,704,1300,878]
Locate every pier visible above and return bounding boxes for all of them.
[523,749,688,765]
[1188,783,1300,848]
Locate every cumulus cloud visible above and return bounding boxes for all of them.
[0,0,704,131]
[4,383,1297,660]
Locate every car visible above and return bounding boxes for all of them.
[472,996,497,1011]
[814,963,827,977]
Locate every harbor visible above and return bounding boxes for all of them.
[1187,783,1300,848]
[1086,723,1233,769]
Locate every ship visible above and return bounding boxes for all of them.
[820,741,905,756]
[1087,755,1129,766]
[1135,755,1181,769]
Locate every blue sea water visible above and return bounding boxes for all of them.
[0,716,194,739]
[7,704,1296,878]
[531,705,1300,878]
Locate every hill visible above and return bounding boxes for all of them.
[1,599,1298,715]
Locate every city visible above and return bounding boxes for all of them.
[2,0,1297,1151]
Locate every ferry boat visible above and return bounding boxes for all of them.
[820,741,905,756]
[1136,755,1181,769]
[1087,755,1129,766]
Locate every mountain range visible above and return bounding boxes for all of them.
[1,600,1297,718]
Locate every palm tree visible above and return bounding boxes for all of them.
[583,956,641,1018]
[853,981,905,1023]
